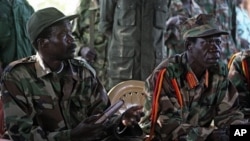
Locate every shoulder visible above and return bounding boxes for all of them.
[70,57,96,77]
[4,56,36,73]
[154,54,185,78]
[210,61,228,77]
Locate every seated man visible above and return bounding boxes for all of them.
[0,7,144,141]
[140,14,248,141]
[228,49,250,119]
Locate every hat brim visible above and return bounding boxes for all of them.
[190,28,229,38]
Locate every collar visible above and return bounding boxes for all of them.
[186,66,209,89]
[34,53,78,79]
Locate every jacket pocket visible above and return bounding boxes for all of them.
[116,0,136,26]
[0,13,11,48]
[154,0,170,29]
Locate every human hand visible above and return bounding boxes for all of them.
[240,38,250,49]
[121,105,144,126]
[80,47,97,63]
[70,114,106,141]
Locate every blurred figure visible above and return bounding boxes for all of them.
[99,0,171,90]
[236,0,250,49]
[0,0,35,73]
[165,0,204,57]
[228,49,250,119]
[0,0,35,138]
[73,0,108,88]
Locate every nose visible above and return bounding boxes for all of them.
[67,33,75,43]
[208,43,221,53]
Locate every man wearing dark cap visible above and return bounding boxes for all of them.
[0,7,144,141]
[140,14,248,141]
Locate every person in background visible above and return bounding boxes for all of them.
[0,0,35,138]
[140,14,248,141]
[1,7,144,141]
[228,49,250,119]
[73,0,109,88]
[236,0,250,49]
[165,0,204,58]
[99,0,171,90]
[0,0,35,74]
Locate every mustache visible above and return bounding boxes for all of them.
[69,43,77,49]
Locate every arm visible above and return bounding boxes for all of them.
[228,55,250,110]
[1,76,71,141]
[98,0,116,37]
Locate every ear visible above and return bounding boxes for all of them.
[37,38,49,48]
[185,40,192,50]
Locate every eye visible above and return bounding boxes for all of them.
[214,39,222,45]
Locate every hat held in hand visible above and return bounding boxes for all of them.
[180,14,228,39]
[27,7,79,43]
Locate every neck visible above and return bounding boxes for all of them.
[55,62,64,73]
[187,54,205,80]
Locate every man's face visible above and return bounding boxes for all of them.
[45,21,76,60]
[191,35,222,67]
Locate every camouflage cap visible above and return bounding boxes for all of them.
[180,14,228,39]
[27,7,79,43]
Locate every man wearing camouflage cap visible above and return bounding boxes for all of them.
[140,14,248,141]
[0,7,144,141]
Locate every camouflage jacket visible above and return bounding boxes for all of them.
[141,53,246,141]
[228,50,250,118]
[0,54,135,141]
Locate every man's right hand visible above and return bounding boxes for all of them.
[70,114,106,141]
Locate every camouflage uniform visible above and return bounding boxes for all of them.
[140,53,246,140]
[228,50,250,118]
[73,0,108,88]
[165,0,204,57]
[99,0,171,90]
[196,0,238,63]
[1,54,142,141]
[140,14,247,140]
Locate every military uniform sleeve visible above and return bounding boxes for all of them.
[228,55,250,114]
[1,72,71,141]
[141,68,246,141]
[213,79,246,126]
[98,0,116,36]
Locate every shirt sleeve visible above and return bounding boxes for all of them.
[141,68,246,141]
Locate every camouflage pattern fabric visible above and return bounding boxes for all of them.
[0,54,131,141]
[179,14,228,39]
[196,0,239,63]
[165,0,204,57]
[140,53,247,140]
[99,0,170,90]
[73,0,108,88]
[228,50,250,118]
